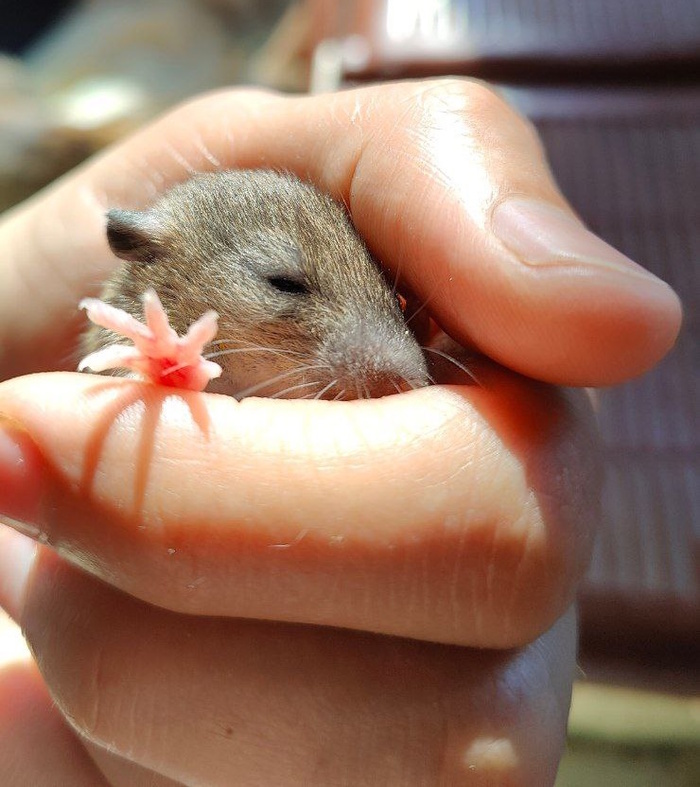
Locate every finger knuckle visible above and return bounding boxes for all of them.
[415,77,506,116]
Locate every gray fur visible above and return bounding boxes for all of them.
[83,170,428,399]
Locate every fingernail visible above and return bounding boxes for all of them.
[0,417,43,538]
[492,197,666,284]
[0,528,36,621]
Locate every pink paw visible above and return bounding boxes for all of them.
[79,289,222,392]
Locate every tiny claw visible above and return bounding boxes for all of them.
[79,291,222,391]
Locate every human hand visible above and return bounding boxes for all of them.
[0,79,681,785]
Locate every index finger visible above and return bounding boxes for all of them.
[0,79,681,385]
[0,365,598,648]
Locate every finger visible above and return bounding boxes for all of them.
[0,638,183,787]
[0,370,599,648]
[8,548,577,787]
[0,81,680,386]
[84,744,190,787]
[0,659,109,786]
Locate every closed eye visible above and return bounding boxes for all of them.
[267,275,310,295]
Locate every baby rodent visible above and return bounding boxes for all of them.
[82,170,429,399]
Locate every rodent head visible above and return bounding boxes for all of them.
[102,170,429,399]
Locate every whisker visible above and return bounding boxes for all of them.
[421,346,480,385]
[233,364,332,400]
[406,374,433,388]
[405,297,431,326]
[234,367,312,399]
[401,377,429,392]
[391,252,402,297]
[270,380,322,399]
[332,389,347,401]
[337,190,351,214]
[204,346,302,361]
[206,338,300,352]
[314,379,339,400]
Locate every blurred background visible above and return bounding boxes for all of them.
[0,1,698,784]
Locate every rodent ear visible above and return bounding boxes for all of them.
[106,209,166,263]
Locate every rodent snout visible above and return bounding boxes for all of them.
[319,319,429,400]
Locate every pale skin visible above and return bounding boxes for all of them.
[0,80,682,785]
